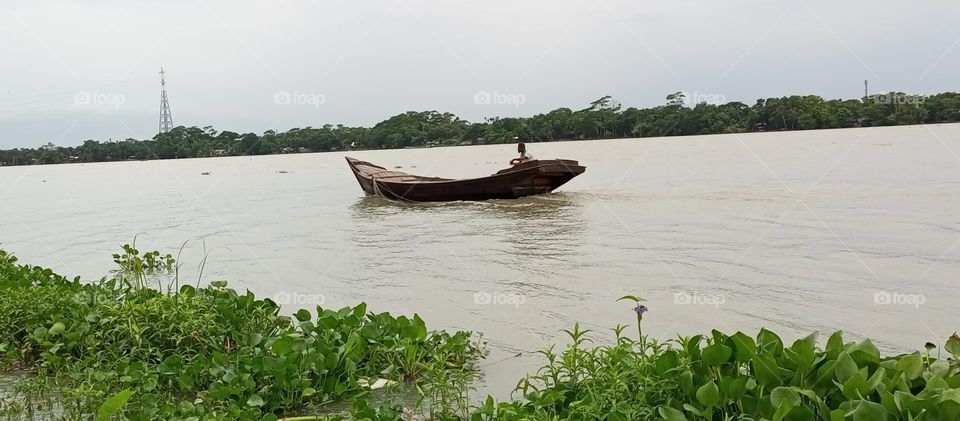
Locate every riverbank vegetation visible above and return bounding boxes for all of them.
[0,246,483,419]
[2,91,959,166]
[2,247,958,420]
[473,325,960,420]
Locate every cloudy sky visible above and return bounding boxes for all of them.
[1,0,957,148]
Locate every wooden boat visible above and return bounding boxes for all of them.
[346,156,586,202]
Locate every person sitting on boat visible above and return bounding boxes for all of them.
[509,143,534,165]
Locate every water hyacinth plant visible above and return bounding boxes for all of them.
[0,247,484,420]
[469,297,960,420]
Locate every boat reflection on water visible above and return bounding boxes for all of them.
[348,192,588,280]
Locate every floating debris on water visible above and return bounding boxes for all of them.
[201,172,211,175]
[357,378,398,390]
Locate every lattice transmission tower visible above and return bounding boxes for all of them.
[158,67,174,134]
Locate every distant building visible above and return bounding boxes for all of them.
[41,142,58,151]
[213,149,227,156]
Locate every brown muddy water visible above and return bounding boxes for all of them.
[1,124,959,399]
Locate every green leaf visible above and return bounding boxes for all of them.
[848,340,881,365]
[895,353,923,380]
[795,387,830,416]
[723,377,748,400]
[352,302,367,319]
[655,350,681,375]
[271,336,293,356]
[210,280,227,288]
[618,295,645,302]
[786,336,816,370]
[678,370,695,396]
[754,354,784,387]
[773,401,792,421]
[48,322,66,336]
[880,390,898,415]
[850,400,888,421]
[929,359,951,377]
[942,388,960,404]
[945,333,960,358]
[771,386,801,408]
[403,314,427,341]
[924,374,949,391]
[864,367,885,395]
[682,404,704,417]
[295,309,312,322]
[826,331,844,355]
[302,387,316,397]
[246,394,265,407]
[731,331,756,362]
[757,328,784,354]
[836,352,859,383]
[702,343,733,366]
[97,389,133,421]
[812,360,838,389]
[842,372,867,400]
[829,409,846,421]
[696,381,720,408]
[685,335,703,361]
[658,406,688,421]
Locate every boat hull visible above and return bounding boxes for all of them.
[346,157,585,202]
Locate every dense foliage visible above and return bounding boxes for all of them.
[0,247,483,420]
[2,91,959,166]
[470,326,960,420]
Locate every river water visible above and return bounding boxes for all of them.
[1,124,959,399]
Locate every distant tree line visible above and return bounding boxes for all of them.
[2,91,959,166]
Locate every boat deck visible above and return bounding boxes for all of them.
[349,159,451,182]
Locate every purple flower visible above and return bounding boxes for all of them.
[633,304,649,314]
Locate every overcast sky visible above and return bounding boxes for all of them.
[1,0,958,148]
